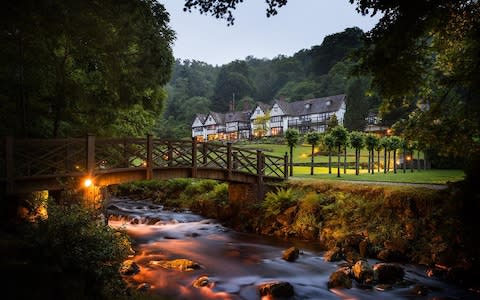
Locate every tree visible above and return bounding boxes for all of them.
[323,133,335,174]
[365,134,379,174]
[375,137,383,173]
[253,113,270,137]
[389,136,402,174]
[379,137,389,173]
[331,126,348,177]
[349,131,365,175]
[1,0,174,137]
[306,132,321,175]
[326,114,339,132]
[285,128,300,176]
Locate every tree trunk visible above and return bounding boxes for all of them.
[402,148,406,173]
[384,149,387,173]
[337,146,341,177]
[387,151,391,173]
[371,149,375,175]
[393,150,397,174]
[343,145,347,174]
[377,150,380,173]
[289,146,293,176]
[355,148,359,175]
[328,150,332,174]
[367,149,371,173]
[310,144,314,175]
[417,150,420,171]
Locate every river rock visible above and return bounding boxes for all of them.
[377,248,406,262]
[327,270,352,289]
[136,283,150,291]
[373,263,405,284]
[149,258,200,271]
[282,247,299,262]
[352,260,374,284]
[324,247,343,262]
[258,281,294,298]
[120,260,139,275]
[276,206,297,227]
[410,284,429,296]
[192,275,211,288]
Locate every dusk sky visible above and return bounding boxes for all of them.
[160,0,381,66]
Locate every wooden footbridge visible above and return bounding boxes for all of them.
[1,135,288,200]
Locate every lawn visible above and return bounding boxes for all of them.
[291,167,465,184]
[236,142,424,164]
[236,142,464,184]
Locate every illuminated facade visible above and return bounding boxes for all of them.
[192,94,347,141]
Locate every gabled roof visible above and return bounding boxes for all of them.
[272,99,291,114]
[192,113,207,125]
[286,94,346,116]
[225,110,250,123]
[252,102,270,114]
[208,112,225,124]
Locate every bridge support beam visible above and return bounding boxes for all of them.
[228,182,263,204]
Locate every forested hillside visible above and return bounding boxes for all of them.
[156,27,382,138]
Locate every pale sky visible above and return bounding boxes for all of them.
[160,1,381,66]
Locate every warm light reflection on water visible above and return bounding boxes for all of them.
[108,199,479,300]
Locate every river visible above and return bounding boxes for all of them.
[107,197,479,300]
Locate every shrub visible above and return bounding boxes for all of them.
[263,188,297,218]
[31,200,132,297]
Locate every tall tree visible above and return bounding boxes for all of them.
[365,134,378,174]
[349,131,365,175]
[306,131,321,175]
[331,126,348,178]
[285,128,300,176]
[389,136,402,174]
[323,133,335,174]
[1,0,174,137]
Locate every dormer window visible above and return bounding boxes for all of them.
[305,103,311,109]
[326,100,331,106]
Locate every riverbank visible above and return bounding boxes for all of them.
[112,178,480,293]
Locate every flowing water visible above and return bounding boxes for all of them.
[107,198,479,300]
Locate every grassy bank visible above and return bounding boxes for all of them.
[113,179,478,272]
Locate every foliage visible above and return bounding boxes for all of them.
[330,126,349,149]
[285,128,300,148]
[263,188,297,218]
[1,0,174,137]
[31,200,132,297]
[306,131,321,147]
[253,112,270,137]
[349,131,365,149]
[365,134,379,151]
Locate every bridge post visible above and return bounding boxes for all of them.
[202,142,208,165]
[167,141,173,167]
[227,142,232,180]
[87,134,95,177]
[191,137,197,178]
[5,136,14,194]
[284,152,289,179]
[146,134,153,180]
[256,150,264,201]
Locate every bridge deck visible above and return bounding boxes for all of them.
[1,136,287,194]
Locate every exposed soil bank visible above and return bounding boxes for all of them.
[112,178,480,292]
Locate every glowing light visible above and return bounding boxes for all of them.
[84,178,93,188]
[406,156,412,161]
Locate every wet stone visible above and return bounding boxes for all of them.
[258,281,294,298]
[282,247,300,262]
[328,270,352,289]
[149,258,200,271]
[120,260,139,275]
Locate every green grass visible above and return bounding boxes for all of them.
[236,142,462,184]
[291,167,464,184]
[237,142,424,164]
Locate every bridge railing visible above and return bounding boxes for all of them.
[2,135,288,189]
